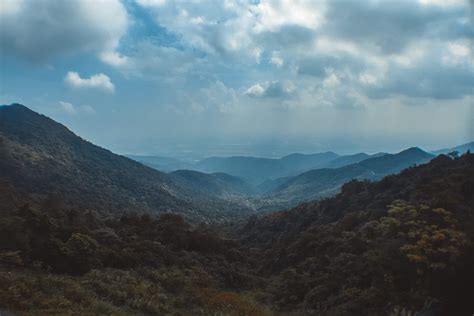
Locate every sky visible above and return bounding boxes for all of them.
[0,0,473,159]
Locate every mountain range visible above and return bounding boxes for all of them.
[1,104,471,216]
[193,152,340,185]
[126,155,193,172]
[432,141,474,155]
[0,104,253,222]
[1,103,473,315]
[130,144,440,210]
[260,147,434,210]
[1,118,472,314]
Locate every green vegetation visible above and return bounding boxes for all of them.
[241,153,474,315]
[1,153,472,315]
[0,203,273,315]
[0,104,254,223]
[1,104,473,316]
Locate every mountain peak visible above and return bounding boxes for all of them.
[399,147,429,155]
[0,103,46,119]
[0,104,253,222]
[0,103,74,143]
[282,151,338,159]
[1,103,31,111]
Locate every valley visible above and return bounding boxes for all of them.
[1,104,473,315]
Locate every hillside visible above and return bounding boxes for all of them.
[1,153,472,315]
[127,155,193,172]
[323,152,387,168]
[170,170,254,198]
[433,141,474,155]
[241,153,474,315]
[194,152,339,185]
[262,147,434,210]
[0,104,253,222]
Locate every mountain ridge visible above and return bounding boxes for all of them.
[260,146,435,210]
[0,104,254,222]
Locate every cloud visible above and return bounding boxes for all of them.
[58,101,96,115]
[80,105,96,115]
[323,0,471,54]
[364,55,474,100]
[59,101,76,114]
[100,51,129,67]
[132,0,471,101]
[136,0,167,7]
[64,72,115,93]
[111,42,197,79]
[0,0,128,63]
[270,51,284,67]
[245,81,295,99]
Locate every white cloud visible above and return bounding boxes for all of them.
[80,105,96,115]
[64,72,115,93]
[244,83,266,97]
[0,0,128,63]
[244,81,295,99]
[418,0,466,7]
[270,51,284,67]
[59,101,76,115]
[100,51,129,67]
[111,42,197,79]
[136,0,167,7]
[0,0,23,14]
[134,0,323,63]
[59,101,96,115]
[253,0,326,33]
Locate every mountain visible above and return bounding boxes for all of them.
[262,147,434,209]
[433,141,474,155]
[357,147,434,174]
[169,170,254,198]
[127,155,193,172]
[241,153,474,315]
[194,152,339,185]
[323,152,371,168]
[255,176,294,194]
[2,152,471,315]
[0,104,253,222]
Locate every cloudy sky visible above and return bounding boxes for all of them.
[1,0,473,158]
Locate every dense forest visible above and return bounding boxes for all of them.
[1,153,472,315]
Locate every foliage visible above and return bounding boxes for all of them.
[242,153,474,315]
[0,153,473,315]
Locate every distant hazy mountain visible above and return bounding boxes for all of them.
[127,155,193,172]
[0,104,253,222]
[194,152,339,184]
[432,141,474,155]
[323,152,371,168]
[169,170,254,198]
[262,147,434,209]
[255,176,294,194]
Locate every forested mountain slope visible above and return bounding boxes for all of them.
[0,104,253,222]
[261,147,434,210]
[242,153,474,315]
[0,139,472,314]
